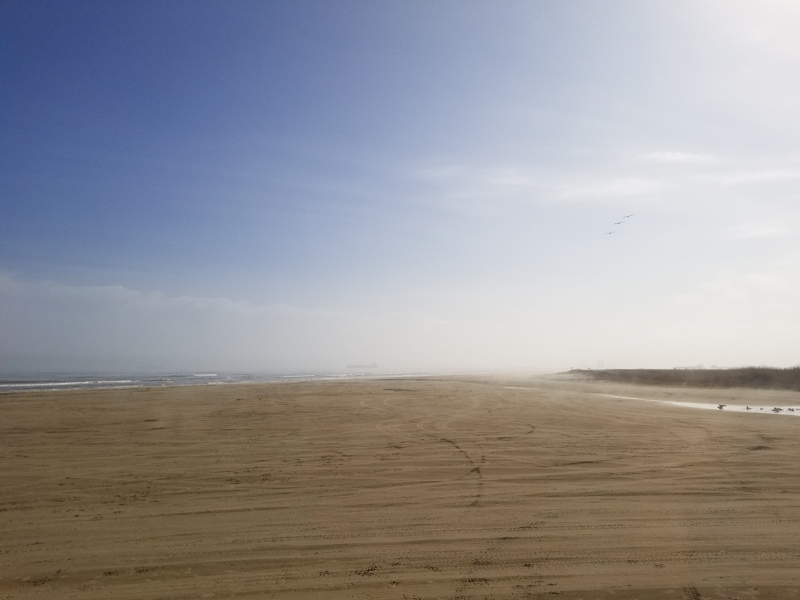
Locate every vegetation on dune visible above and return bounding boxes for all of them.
[573,367,800,392]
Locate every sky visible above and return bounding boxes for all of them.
[2,0,800,374]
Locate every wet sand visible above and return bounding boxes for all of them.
[2,375,800,599]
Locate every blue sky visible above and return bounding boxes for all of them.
[2,0,800,373]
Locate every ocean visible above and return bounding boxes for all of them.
[0,370,408,393]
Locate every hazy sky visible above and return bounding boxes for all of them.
[2,1,800,373]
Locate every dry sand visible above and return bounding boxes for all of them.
[2,375,800,599]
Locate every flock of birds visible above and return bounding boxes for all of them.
[605,213,634,235]
[717,404,795,413]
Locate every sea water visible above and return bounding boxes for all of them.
[597,393,800,417]
[503,387,800,417]
[0,370,415,393]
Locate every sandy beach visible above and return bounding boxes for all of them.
[2,375,800,599]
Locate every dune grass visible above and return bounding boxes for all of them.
[573,366,800,391]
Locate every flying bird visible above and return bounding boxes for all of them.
[604,231,615,235]
[623,214,634,218]
[614,221,624,225]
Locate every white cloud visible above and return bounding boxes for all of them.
[413,162,537,192]
[730,224,792,239]
[637,151,721,164]
[411,160,664,210]
[695,0,800,60]
[646,263,800,367]
[663,264,800,313]
[407,162,544,215]
[702,168,800,186]
[557,177,659,201]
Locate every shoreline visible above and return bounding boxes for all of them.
[0,370,440,394]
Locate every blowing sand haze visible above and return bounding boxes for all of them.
[2,375,800,598]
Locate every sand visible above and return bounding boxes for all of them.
[2,375,800,599]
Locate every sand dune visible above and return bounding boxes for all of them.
[2,375,800,598]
